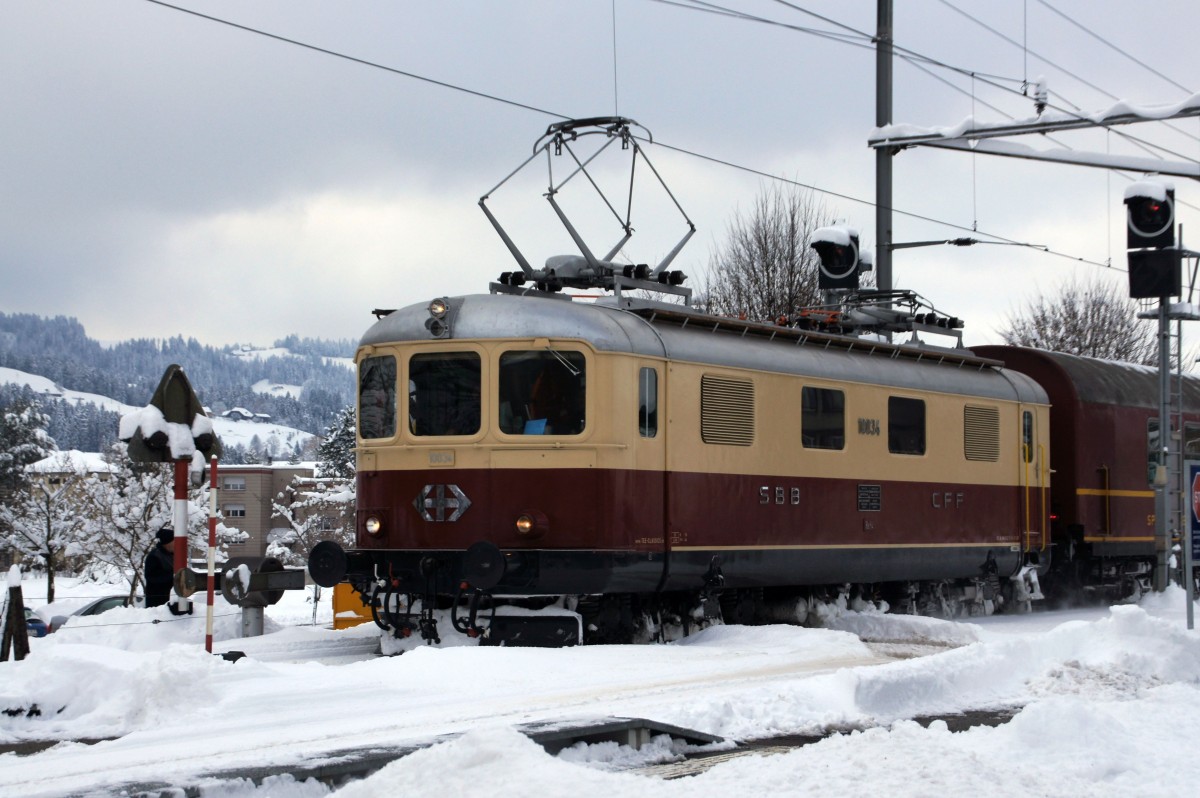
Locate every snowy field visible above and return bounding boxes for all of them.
[4,576,1200,797]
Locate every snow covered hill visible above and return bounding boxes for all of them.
[0,366,316,455]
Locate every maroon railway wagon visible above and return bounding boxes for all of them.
[975,346,1200,599]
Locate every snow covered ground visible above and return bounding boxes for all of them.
[4,576,1200,797]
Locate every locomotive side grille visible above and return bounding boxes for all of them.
[963,405,1000,461]
[701,375,755,446]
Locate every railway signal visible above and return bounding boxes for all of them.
[811,225,861,290]
[1124,181,1180,299]
[1125,184,1175,250]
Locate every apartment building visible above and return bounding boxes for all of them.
[216,463,313,558]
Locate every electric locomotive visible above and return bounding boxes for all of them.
[306,117,1056,645]
[308,290,1053,645]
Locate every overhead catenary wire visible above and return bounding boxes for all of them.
[139,0,1117,272]
[934,0,1200,145]
[643,136,1114,270]
[1034,0,1193,96]
[667,0,1200,160]
[140,0,573,122]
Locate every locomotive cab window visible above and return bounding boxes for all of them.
[499,349,586,435]
[409,352,481,437]
[359,355,397,440]
[801,386,845,450]
[888,396,926,455]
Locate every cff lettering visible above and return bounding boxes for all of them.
[932,491,964,509]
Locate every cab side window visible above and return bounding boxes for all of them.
[639,367,658,438]
[888,396,926,455]
[802,386,845,450]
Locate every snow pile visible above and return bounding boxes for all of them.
[3,582,1200,797]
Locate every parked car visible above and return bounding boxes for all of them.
[48,595,143,633]
[24,607,48,638]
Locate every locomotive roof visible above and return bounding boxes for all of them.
[363,294,1047,404]
[974,345,1200,413]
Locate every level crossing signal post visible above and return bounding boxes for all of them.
[121,365,222,620]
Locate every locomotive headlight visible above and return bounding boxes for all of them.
[364,516,383,536]
[426,298,452,338]
[515,510,548,540]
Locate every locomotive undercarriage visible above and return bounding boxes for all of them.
[348,572,1041,647]
[317,540,1047,647]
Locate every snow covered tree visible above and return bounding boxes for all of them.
[699,184,837,322]
[316,405,356,479]
[74,443,246,599]
[0,453,88,602]
[74,446,173,600]
[0,400,55,493]
[268,476,355,568]
[1000,277,1158,365]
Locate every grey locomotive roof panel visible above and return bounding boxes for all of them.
[362,294,1047,405]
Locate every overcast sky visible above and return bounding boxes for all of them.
[2,0,1197,348]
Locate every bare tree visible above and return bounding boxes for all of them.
[1000,277,1157,365]
[699,184,837,321]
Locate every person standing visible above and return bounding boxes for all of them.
[144,526,175,608]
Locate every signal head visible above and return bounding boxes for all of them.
[1124,182,1175,249]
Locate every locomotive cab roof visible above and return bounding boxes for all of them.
[362,293,1048,405]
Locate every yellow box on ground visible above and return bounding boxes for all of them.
[332,583,373,630]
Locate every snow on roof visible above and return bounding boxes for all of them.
[26,449,114,474]
[813,225,858,246]
[1124,179,1174,201]
[872,92,1200,143]
[251,379,303,399]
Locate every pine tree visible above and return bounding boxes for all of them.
[0,400,55,493]
[316,405,356,480]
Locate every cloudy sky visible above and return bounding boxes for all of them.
[2,0,1197,348]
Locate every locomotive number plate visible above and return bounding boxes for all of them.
[429,450,455,467]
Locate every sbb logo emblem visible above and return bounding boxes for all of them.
[414,484,472,522]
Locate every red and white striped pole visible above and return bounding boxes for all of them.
[173,458,191,613]
[206,456,218,653]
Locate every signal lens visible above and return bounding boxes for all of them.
[516,515,535,535]
[365,516,383,536]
